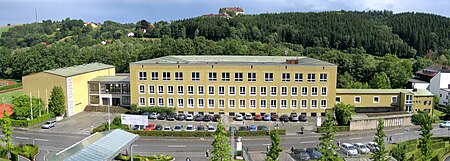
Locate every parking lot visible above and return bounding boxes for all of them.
[288,141,379,160]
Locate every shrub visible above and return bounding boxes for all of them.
[0,83,22,92]
[115,154,174,161]
[10,151,18,161]
[14,144,38,160]
[10,113,53,127]
[128,129,286,137]
[317,126,349,133]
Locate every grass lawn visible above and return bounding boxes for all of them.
[0,158,10,161]
[0,89,23,104]
[434,109,445,117]
[0,26,12,37]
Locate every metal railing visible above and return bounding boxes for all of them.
[242,147,254,161]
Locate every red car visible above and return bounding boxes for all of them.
[254,113,262,121]
[144,123,155,131]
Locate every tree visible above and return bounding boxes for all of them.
[1,109,14,159]
[266,131,282,161]
[370,72,391,89]
[318,112,340,161]
[211,119,231,161]
[11,94,44,120]
[334,103,354,126]
[390,144,406,161]
[417,112,434,161]
[48,86,66,116]
[372,119,387,161]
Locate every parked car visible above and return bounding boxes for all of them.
[155,124,163,130]
[144,123,155,131]
[142,112,150,118]
[257,125,268,131]
[248,125,257,132]
[280,114,289,122]
[293,149,310,160]
[157,112,167,120]
[166,113,176,121]
[42,120,57,129]
[228,126,237,132]
[306,147,322,159]
[367,142,379,152]
[185,125,196,131]
[341,143,358,156]
[173,125,184,131]
[149,112,158,119]
[212,114,221,122]
[271,114,279,121]
[290,113,299,122]
[263,114,271,121]
[177,113,186,121]
[132,125,145,130]
[245,114,253,120]
[235,114,244,121]
[162,126,173,131]
[197,125,206,131]
[207,125,216,132]
[254,113,262,121]
[354,143,370,154]
[194,114,203,121]
[299,114,308,122]
[203,114,212,122]
[185,114,194,121]
[440,121,450,128]
[238,126,248,131]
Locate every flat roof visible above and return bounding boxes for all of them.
[336,89,434,96]
[44,63,114,77]
[131,55,337,67]
[441,88,450,92]
[408,78,429,84]
[89,76,130,83]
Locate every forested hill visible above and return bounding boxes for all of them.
[0,11,449,89]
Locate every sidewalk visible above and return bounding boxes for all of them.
[248,151,294,161]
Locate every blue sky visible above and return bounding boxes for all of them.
[0,0,449,26]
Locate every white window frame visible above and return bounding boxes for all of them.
[250,99,256,109]
[222,72,230,82]
[270,99,277,109]
[149,97,155,106]
[301,99,307,109]
[320,73,327,82]
[162,72,170,81]
[188,98,194,108]
[139,84,145,94]
[320,99,327,109]
[175,72,183,81]
[208,99,215,108]
[260,99,267,109]
[191,72,200,81]
[187,85,194,95]
[260,86,267,96]
[373,96,380,103]
[307,73,316,82]
[239,99,246,109]
[139,97,145,106]
[354,96,361,103]
[282,73,290,82]
[198,98,204,108]
[291,99,297,109]
[248,73,256,82]
[168,98,174,107]
[281,86,288,96]
[291,86,298,96]
[392,96,398,103]
[234,72,243,82]
[218,86,225,95]
[270,86,277,96]
[280,99,287,109]
[208,72,217,81]
[311,99,318,109]
[158,85,164,94]
[198,85,204,95]
[218,99,225,108]
[177,85,184,95]
[250,86,257,96]
[265,73,274,82]
[177,98,184,108]
[151,72,158,81]
[321,87,327,96]
[301,86,308,96]
[208,85,215,95]
[295,73,303,82]
[148,85,155,94]
[229,86,236,95]
[239,86,246,96]
[167,85,174,95]
[139,72,147,81]
[229,99,236,108]
[311,86,318,96]
[158,97,164,107]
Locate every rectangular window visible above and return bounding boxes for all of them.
[149,97,155,106]
[218,99,225,108]
[188,85,194,95]
[198,86,204,95]
[218,86,225,95]
[151,72,158,81]
[354,96,361,103]
[373,96,380,103]
[167,85,174,94]
[168,98,174,107]
[191,72,200,81]
[163,72,171,81]
[282,73,290,82]
[260,86,267,96]
[320,73,327,82]
[229,86,236,95]
[139,72,147,81]
[260,99,267,109]
[250,86,256,95]
[250,99,256,109]
[270,100,277,109]
[281,86,288,96]
[139,97,145,106]
[208,86,215,95]
[222,72,230,82]
[239,86,246,95]
[307,73,316,82]
[311,87,318,96]
[158,97,164,106]
[234,72,243,82]
[301,99,307,109]
[139,85,145,94]
[208,72,217,81]
[311,100,318,108]
[239,99,246,109]
[188,98,194,108]
[248,73,256,82]
[177,85,184,95]
[265,73,274,82]
[198,98,204,108]
[229,99,235,108]
[281,99,287,109]
[291,100,297,109]
[148,85,155,94]
[336,97,341,103]
[175,72,183,81]
[178,98,184,107]
[392,96,398,103]
[270,86,277,96]
[208,99,215,108]
[320,100,327,109]
[301,86,308,96]
[321,87,327,96]
[291,86,298,96]
[295,73,303,82]
[406,95,413,104]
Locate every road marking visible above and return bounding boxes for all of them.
[299,141,316,144]
[263,144,271,146]
[35,138,49,142]
[393,133,404,135]
[348,137,363,140]
[168,145,186,148]
[43,150,49,161]
[15,136,29,140]
[286,152,296,161]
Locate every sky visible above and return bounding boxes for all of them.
[0,0,449,26]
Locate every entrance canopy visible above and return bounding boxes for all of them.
[47,129,139,161]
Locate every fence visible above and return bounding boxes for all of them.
[242,146,253,161]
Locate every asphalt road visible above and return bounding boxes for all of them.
[6,125,450,161]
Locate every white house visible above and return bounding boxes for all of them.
[409,64,450,105]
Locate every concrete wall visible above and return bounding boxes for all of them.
[413,82,429,89]
[350,114,412,130]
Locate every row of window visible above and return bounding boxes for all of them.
[138,71,328,83]
[335,96,398,104]
[139,85,328,96]
[138,97,328,109]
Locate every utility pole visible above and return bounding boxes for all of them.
[29,92,33,120]
[35,8,38,23]
[38,90,41,117]
[108,103,111,131]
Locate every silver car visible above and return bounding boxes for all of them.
[42,120,56,129]
[149,112,158,119]
[235,114,244,121]
[354,143,370,154]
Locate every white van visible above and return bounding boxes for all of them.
[341,143,358,156]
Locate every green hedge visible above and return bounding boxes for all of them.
[10,151,18,161]
[235,130,286,136]
[14,144,38,161]
[128,129,286,137]
[0,83,21,92]
[431,145,450,161]
[10,113,53,127]
[115,154,174,161]
[130,104,176,114]
[317,126,350,133]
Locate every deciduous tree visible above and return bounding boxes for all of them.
[318,112,340,161]
[334,103,354,126]
[266,131,282,161]
[372,119,387,161]
[418,112,434,161]
[370,72,391,89]
[211,120,231,161]
[48,86,66,116]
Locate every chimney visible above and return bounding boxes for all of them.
[286,59,299,64]
[413,88,418,92]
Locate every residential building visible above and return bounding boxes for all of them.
[219,7,244,15]
[408,64,450,105]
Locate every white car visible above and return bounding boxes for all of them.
[440,121,450,128]
[185,114,194,121]
[341,143,358,156]
[149,112,158,119]
[235,114,244,121]
[245,114,253,120]
[41,120,56,129]
[173,125,184,131]
[163,126,173,131]
[207,125,216,132]
[353,143,370,154]
[185,125,196,131]
[367,142,379,152]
